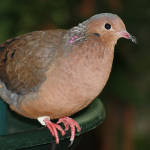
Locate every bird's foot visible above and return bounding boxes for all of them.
[57,117,81,144]
[37,116,81,144]
[37,116,65,144]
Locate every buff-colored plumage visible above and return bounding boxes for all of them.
[0,13,135,119]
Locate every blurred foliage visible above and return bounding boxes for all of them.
[0,0,81,41]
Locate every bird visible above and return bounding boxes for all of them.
[0,13,136,144]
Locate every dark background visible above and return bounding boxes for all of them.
[0,0,149,150]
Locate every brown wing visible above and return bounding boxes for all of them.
[0,29,66,94]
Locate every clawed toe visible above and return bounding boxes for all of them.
[57,117,81,144]
[43,118,65,144]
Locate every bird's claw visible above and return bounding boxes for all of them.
[43,117,81,144]
[44,118,65,144]
[57,117,81,144]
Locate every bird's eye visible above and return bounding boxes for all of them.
[104,23,111,30]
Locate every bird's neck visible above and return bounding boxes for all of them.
[63,25,115,69]
[64,33,115,69]
[65,23,87,44]
[100,34,118,48]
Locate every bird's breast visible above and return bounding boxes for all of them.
[19,41,114,119]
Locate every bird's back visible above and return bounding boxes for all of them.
[0,30,66,94]
[0,29,67,105]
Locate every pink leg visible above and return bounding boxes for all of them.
[44,118,65,144]
[57,117,81,144]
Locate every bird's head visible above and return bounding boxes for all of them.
[86,13,136,45]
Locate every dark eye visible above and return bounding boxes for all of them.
[105,23,111,30]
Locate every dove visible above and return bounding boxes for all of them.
[0,13,136,144]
